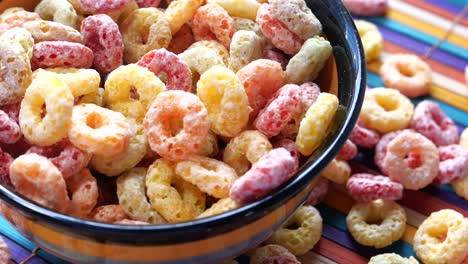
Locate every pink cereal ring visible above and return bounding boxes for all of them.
[273,138,301,175]
[304,176,329,206]
[0,148,13,188]
[31,41,94,69]
[410,100,459,146]
[191,3,236,49]
[336,139,358,161]
[346,173,404,202]
[230,148,296,204]
[136,0,162,7]
[0,103,21,124]
[81,14,124,74]
[256,4,303,55]
[374,129,408,175]
[349,120,380,148]
[69,0,132,13]
[263,49,288,70]
[433,145,468,185]
[342,0,388,16]
[137,49,192,92]
[254,84,302,138]
[0,110,21,144]
[143,90,210,161]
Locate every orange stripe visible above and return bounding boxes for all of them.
[401,0,468,27]
[313,238,368,263]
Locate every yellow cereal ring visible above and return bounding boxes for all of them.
[0,28,34,60]
[232,17,263,37]
[296,93,338,156]
[207,0,260,21]
[369,254,419,264]
[460,127,468,150]
[320,158,351,184]
[360,88,414,134]
[179,46,226,77]
[165,0,204,34]
[197,65,251,137]
[77,88,105,106]
[354,20,383,62]
[188,40,230,65]
[197,130,219,157]
[285,36,332,84]
[34,0,82,29]
[228,30,264,73]
[452,174,468,200]
[346,199,406,248]
[267,205,323,255]
[104,64,166,122]
[117,167,166,224]
[19,75,73,146]
[146,159,206,223]
[197,198,239,218]
[223,130,272,175]
[414,209,468,264]
[107,0,139,24]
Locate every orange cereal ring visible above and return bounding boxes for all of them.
[90,205,128,223]
[23,20,83,43]
[69,104,131,156]
[9,154,69,213]
[165,0,204,34]
[0,11,41,35]
[167,24,195,54]
[66,168,98,218]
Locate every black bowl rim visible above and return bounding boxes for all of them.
[0,0,366,244]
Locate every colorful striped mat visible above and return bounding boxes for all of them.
[1,0,467,263]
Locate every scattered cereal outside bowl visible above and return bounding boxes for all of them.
[0,0,365,263]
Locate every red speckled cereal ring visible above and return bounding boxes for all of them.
[336,139,358,161]
[273,138,301,175]
[342,0,388,16]
[374,129,408,175]
[349,119,380,148]
[346,173,404,202]
[433,144,468,185]
[31,41,94,69]
[0,110,21,144]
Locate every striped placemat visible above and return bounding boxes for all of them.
[1,0,467,263]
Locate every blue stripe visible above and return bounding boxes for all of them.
[442,0,468,8]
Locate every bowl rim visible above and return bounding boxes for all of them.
[0,0,366,243]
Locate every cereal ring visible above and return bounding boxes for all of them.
[369,254,419,264]
[197,130,219,157]
[336,139,358,161]
[374,129,416,176]
[9,154,69,213]
[413,209,468,264]
[144,90,209,161]
[19,75,73,146]
[230,148,295,204]
[273,138,300,175]
[380,54,431,98]
[0,149,13,188]
[0,28,34,60]
[410,100,459,146]
[232,17,263,37]
[40,67,100,100]
[228,30,264,73]
[191,3,236,49]
[23,20,83,43]
[81,14,124,73]
[91,119,148,176]
[137,49,192,92]
[26,139,92,180]
[176,156,238,198]
[236,59,285,118]
[250,245,298,264]
[121,8,172,63]
[270,0,322,40]
[167,24,195,54]
[197,66,250,137]
[254,84,302,138]
[188,40,230,65]
[346,173,404,202]
[146,159,206,222]
[452,174,468,200]
[34,0,82,29]
[285,36,332,84]
[77,88,105,106]
[0,236,10,264]
[66,168,98,218]
[360,88,414,134]
[104,64,166,122]
[460,128,468,150]
[165,0,204,34]
[69,0,133,13]
[0,11,41,35]
[0,7,25,21]
[31,41,94,69]
[320,158,351,184]
[179,46,226,78]
[342,0,388,16]
[197,198,238,218]
[90,205,128,223]
[346,199,406,248]
[383,130,439,190]
[136,0,162,7]
[296,93,339,156]
[262,49,287,70]
[0,110,21,144]
[267,205,322,255]
[69,104,131,156]
[304,176,329,206]
[223,130,272,175]
[207,0,259,21]
[354,20,383,62]
[117,167,166,224]
[349,120,380,148]
[433,145,468,184]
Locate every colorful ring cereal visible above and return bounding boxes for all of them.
[346,173,404,202]
[9,154,69,213]
[90,205,129,223]
[165,0,204,34]
[0,110,21,144]
[267,205,322,255]
[175,156,238,198]
[117,167,166,224]
[460,128,468,150]
[320,158,351,184]
[104,64,166,122]
[383,130,439,190]
[336,139,358,161]
[66,168,98,218]
[0,236,9,264]
[228,30,264,73]
[346,199,406,248]
[296,93,339,156]
[433,144,468,184]
[380,54,431,98]
[23,20,83,43]
[167,24,195,55]
[270,0,322,40]
[19,75,73,146]
[250,245,298,264]
[207,0,260,21]
[304,176,329,206]
[223,130,272,175]
[232,17,264,38]
[69,0,132,14]
[81,14,124,73]
[256,4,302,55]
[146,159,206,222]
[31,41,94,69]
[349,119,380,148]
[0,149,13,188]
[230,148,295,204]
[136,0,162,7]
[197,66,250,137]
[121,8,172,63]
[34,0,82,29]
[188,40,230,65]
[273,138,301,175]
[68,104,131,156]
[285,36,332,84]
[342,0,388,16]
[452,174,468,200]
[179,46,226,78]
[143,90,209,161]
[413,209,468,264]
[354,20,383,62]
[137,49,192,92]
[410,100,459,146]
[197,198,238,219]
[0,28,34,60]
[369,254,419,264]
[374,129,406,175]
[0,11,41,35]
[197,130,219,157]
[359,88,414,134]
